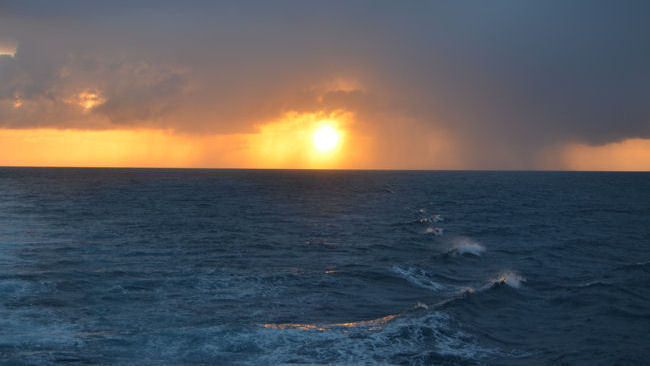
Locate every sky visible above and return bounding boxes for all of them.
[1,0,649,170]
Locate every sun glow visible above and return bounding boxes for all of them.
[0,43,17,57]
[247,111,356,168]
[557,138,650,171]
[0,110,375,169]
[313,125,340,152]
[65,91,106,111]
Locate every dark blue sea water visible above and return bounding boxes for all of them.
[1,168,649,365]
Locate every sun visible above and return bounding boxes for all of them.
[312,125,340,152]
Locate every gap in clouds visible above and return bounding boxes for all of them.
[1,1,649,169]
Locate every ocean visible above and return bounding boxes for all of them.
[1,168,648,365]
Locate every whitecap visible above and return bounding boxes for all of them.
[489,271,526,289]
[426,227,444,236]
[391,265,444,292]
[254,311,501,364]
[448,237,485,256]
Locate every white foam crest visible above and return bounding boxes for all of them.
[415,214,443,224]
[448,237,485,256]
[250,311,500,364]
[425,227,444,236]
[489,271,526,289]
[391,265,444,292]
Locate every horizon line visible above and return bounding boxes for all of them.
[1,165,648,173]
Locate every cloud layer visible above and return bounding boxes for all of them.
[1,1,649,168]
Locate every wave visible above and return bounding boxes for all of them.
[563,280,648,301]
[614,260,650,273]
[425,227,444,236]
[447,237,485,256]
[391,265,445,292]
[255,311,501,364]
[418,214,444,223]
[487,271,526,289]
[406,214,444,225]
[0,280,82,364]
[262,313,400,331]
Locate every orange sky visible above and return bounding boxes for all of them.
[0,111,371,169]
[3,71,647,171]
[2,3,650,171]
[2,93,649,170]
[556,139,650,171]
[2,121,649,170]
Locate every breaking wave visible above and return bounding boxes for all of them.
[255,311,500,364]
[391,265,445,292]
[448,237,486,256]
[426,227,445,236]
[487,271,526,289]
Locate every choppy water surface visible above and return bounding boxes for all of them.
[1,168,649,365]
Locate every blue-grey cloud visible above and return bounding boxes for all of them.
[1,0,649,167]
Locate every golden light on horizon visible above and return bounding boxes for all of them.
[0,128,199,168]
[559,138,650,171]
[312,124,340,152]
[248,111,351,169]
[0,43,16,57]
[0,109,373,169]
[4,125,648,171]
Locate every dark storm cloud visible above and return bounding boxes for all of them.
[1,0,649,166]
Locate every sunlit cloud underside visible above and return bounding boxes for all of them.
[1,2,650,170]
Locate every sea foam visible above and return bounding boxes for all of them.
[448,238,486,256]
[489,271,526,289]
[255,311,499,364]
[426,227,444,236]
[391,265,444,292]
